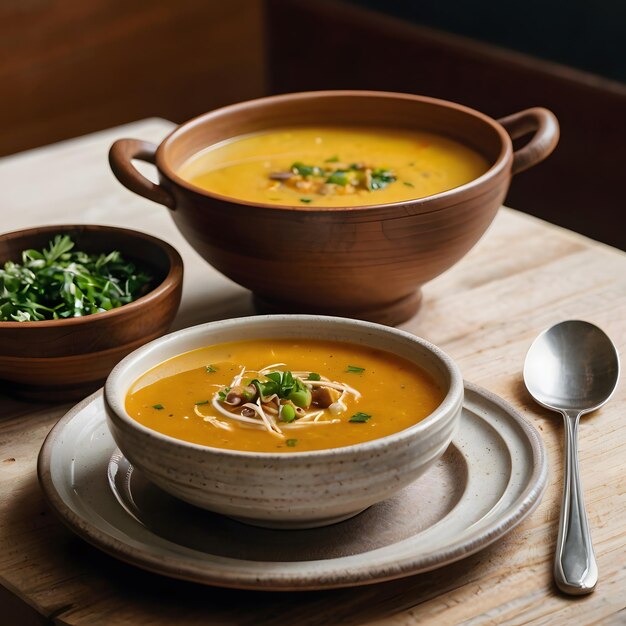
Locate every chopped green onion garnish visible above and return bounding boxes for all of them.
[195,400,209,406]
[307,372,321,381]
[403,181,415,187]
[349,412,372,423]
[152,404,164,410]
[324,155,340,163]
[205,365,217,373]
[286,438,298,447]
[300,197,313,204]
[346,365,365,374]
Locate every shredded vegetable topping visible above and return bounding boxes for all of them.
[268,158,397,203]
[192,366,365,441]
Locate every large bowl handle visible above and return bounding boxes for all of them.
[109,139,176,210]
[498,107,559,175]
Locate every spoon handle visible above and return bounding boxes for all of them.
[554,411,598,594]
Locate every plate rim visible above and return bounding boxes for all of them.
[37,381,548,591]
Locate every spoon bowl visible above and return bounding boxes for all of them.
[524,320,620,595]
[524,320,620,414]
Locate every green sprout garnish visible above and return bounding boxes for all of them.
[213,367,366,435]
[252,371,312,408]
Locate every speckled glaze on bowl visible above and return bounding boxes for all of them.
[104,315,464,529]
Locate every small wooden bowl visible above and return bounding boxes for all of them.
[0,225,183,401]
[109,91,559,325]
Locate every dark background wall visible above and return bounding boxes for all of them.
[350,0,626,82]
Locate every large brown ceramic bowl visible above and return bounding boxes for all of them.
[0,225,183,400]
[109,91,558,325]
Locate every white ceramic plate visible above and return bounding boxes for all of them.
[38,382,547,591]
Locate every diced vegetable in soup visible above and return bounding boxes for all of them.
[177,127,490,207]
[125,339,445,453]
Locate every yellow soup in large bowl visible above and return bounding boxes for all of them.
[177,126,489,207]
[125,338,444,453]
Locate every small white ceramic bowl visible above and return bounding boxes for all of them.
[104,315,464,529]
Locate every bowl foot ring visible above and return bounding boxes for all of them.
[252,290,422,326]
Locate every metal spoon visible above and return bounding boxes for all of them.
[523,320,620,595]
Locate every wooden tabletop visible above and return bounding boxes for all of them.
[0,119,624,626]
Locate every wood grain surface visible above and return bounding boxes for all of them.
[0,120,624,625]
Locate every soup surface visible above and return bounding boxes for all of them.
[177,126,489,207]
[126,339,445,453]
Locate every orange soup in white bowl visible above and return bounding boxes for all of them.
[105,315,463,529]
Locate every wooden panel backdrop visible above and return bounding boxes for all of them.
[0,0,266,157]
